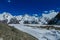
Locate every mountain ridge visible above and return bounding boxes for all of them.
[0,10,59,25]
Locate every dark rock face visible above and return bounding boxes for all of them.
[31,21,39,24]
[0,19,8,24]
[8,17,19,24]
[24,21,30,24]
[48,12,60,25]
[23,20,39,24]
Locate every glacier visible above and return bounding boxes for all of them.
[9,24,60,40]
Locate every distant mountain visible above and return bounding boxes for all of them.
[0,12,13,23]
[0,10,59,25]
[38,10,58,25]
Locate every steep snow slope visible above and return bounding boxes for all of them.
[9,24,60,40]
[40,10,58,24]
[42,10,58,20]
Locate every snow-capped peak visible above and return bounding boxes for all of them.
[42,10,58,20]
[39,10,58,24]
[0,12,13,23]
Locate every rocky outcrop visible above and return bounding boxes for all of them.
[48,12,60,25]
[8,17,19,24]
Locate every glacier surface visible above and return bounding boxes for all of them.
[9,24,60,40]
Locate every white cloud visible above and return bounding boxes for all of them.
[8,0,11,3]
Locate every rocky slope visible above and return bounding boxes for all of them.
[0,23,37,40]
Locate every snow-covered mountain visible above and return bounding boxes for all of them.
[40,10,58,24]
[0,12,13,23]
[0,10,59,24]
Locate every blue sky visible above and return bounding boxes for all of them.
[0,0,60,15]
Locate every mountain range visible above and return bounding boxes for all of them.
[0,10,59,25]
